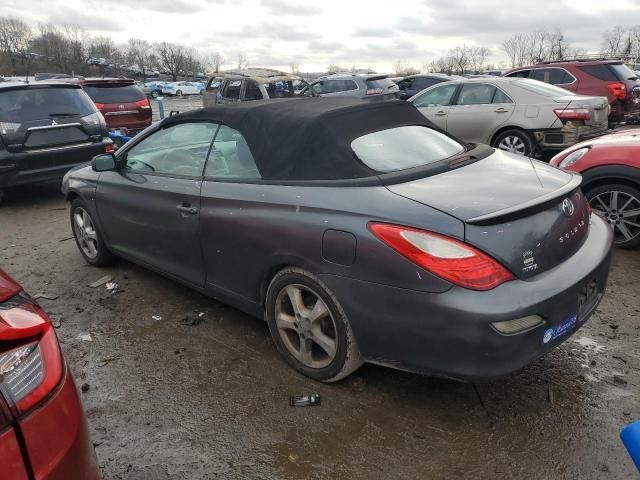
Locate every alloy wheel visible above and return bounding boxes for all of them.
[274,284,338,369]
[498,135,526,155]
[591,190,640,244]
[72,207,99,259]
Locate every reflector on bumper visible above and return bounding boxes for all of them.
[491,315,544,335]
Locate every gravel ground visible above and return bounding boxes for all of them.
[151,95,203,122]
[0,182,639,479]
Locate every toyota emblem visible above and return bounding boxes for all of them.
[562,198,575,217]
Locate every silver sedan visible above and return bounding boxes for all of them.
[409,77,609,157]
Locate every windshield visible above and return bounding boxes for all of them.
[83,84,145,103]
[513,79,574,97]
[0,87,95,123]
[351,125,465,173]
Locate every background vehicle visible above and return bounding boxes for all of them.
[33,73,84,84]
[0,269,100,479]
[136,81,151,98]
[63,98,611,383]
[0,81,111,203]
[83,78,151,136]
[395,73,458,100]
[409,77,609,157]
[504,60,640,122]
[551,130,640,248]
[203,69,309,107]
[161,81,201,96]
[145,81,168,98]
[306,73,399,100]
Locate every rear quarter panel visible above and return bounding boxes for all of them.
[199,181,464,312]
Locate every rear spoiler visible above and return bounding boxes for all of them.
[366,75,389,81]
[466,174,582,225]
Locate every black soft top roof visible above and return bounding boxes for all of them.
[162,97,434,181]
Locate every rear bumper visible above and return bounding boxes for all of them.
[533,122,609,151]
[0,140,108,189]
[319,215,613,380]
[19,368,100,480]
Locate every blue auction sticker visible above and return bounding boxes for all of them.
[543,314,577,344]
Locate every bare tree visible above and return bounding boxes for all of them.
[469,46,490,73]
[237,53,247,70]
[393,60,419,76]
[290,62,300,74]
[602,26,627,57]
[209,52,223,73]
[157,41,188,81]
[128,38,152,79]
[0,17,33,74]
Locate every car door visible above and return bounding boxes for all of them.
[199,125,264,302]
[410,83,458,130]
[443,83,515,144]
[95,121,218,287]
[242,79,264,101]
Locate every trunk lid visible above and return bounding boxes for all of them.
[386,150,591,279]
[554,94,609,127]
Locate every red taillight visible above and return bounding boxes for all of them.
[607,82,627,101]
[369,223,515,291]
[366,87,383,95]
[135,98,150,109]
[0,269,21,303]
[0,297,63,414]
[94,103,105,110]
[554,108,591,121]
[104,143,115,153]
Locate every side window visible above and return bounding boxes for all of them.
[505,69,531,78]
[338,80,358,92]
[456,84,495,105]
[125,122,218,177]
[412,84,457,107]
[206,125,261,180]
[397,79,413,90]
[531,68,575,85]
[413,78,440,90]
[492,88,514,104]
[222,80,242,99]
[578,65,618,81]
[243,80,263,101]
[311,80,329,94]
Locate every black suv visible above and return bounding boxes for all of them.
[0,82,111,202]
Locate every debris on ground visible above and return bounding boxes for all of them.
[547,388,555,404]
[81,383,90,393]
[78,333,93,342]
[151,315,163,321]
[88,275,112,288]
[290,393,321,407]
[33,293,59,300]
[50,315,62,329]
[179,311,205,326]
[59,236,74,242]
[98,355,122,367]
[614,375,628,385]
[105,281,120,293]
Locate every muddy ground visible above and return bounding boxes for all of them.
[1,184,639,479]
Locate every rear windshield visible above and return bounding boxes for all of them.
[83,84,145,103]
[0,87,95,123]
[366,78,397,90]
[351,125,465,173]
[610,64,637,80]
[513,79,574,97]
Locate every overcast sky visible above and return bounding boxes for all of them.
[3,0,639,71]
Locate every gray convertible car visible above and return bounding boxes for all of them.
[62,98,613,382]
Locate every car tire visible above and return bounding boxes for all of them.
[585,183,640,248]
[70,198,114,266]
[492,129,534,157]
[266,267,363,382]
[176,90,183,97]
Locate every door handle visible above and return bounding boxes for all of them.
[434,111,447,116]
[494,108,509,113]
[176,204,198,215]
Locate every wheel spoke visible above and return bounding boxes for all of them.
[621,208,640,218]
[74,212,84,230]
[616,221,634,240]
[308,298,328,323]
[610,191,619,211]
[594,196,609,212]
[286,286,308,317]
[619,196,634,212]
[276,312,296,331]
[86,229,97,241]
[298,338,313,364]
[310,325,336,357]
[622,219,640,228]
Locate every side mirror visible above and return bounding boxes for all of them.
[91,153,116,172]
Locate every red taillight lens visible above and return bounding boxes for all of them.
[94,103,105,110]
[0,299,63,414]
[366,87,383,95]
[0,269,21,303]
[369,223,515,291]
[104,143,115,153]
[607,82,627,101]
[135,98,150,109]
[554,108,591,121]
